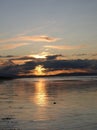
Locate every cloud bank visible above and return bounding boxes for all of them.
[0,54,97,77]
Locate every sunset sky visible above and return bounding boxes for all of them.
[0,0,97,76]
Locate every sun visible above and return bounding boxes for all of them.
[29,54,46,59]
[34,65,46,76]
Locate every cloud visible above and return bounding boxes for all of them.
[0,54,97,77]
[0,55,15,58]
[46,54,63,60]
[72,53,87,56]
[22,58,97,75]
[91,53,97,57]
[11,56,36,65]
[41,59,89,70]
[11,54,64,65]
[0,60,4,66]
[11,56,35,60]
[0,35,59,44]
[45,45,84,50]
[20,35,60,42]
[44,69,87,76]
[0,43,28,50]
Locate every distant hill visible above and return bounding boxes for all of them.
[0,72,97,80]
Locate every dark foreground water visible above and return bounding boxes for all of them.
[0,76,97,130]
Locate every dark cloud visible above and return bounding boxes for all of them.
[0,54,97,77]
[0,64,20,77]
[0,55,15,58]
[23,58,97,74]
[40,59,97,71]
[11,56,36,61]
[20,61,36,70]
[6,55,15,58]
[46,54,63,60]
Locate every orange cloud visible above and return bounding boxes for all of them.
[0,35,59,43]
[46,69,87,76]
[12,59,31,65]
[20,35,59,42]
[0,43,28,50]
[45,45,84,50]
[0,60,4,66]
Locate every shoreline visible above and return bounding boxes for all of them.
[0,73,97,80]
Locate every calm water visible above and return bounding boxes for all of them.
[0,76,97,130]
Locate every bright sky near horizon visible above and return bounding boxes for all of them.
[0,0,97,59]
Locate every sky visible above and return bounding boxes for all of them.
[0,0,97,76]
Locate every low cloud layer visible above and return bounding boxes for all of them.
[0,54,97,77]
[45,45,84,50]
[46,54,63,60]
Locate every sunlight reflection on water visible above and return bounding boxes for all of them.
[33,78,47,106]
[0,76,97,130]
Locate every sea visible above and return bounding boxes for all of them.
[0,76,97,130]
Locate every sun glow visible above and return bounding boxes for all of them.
[29,54,46,59]
[34,65,46,76]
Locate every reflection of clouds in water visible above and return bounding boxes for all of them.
[30,78,48,106]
